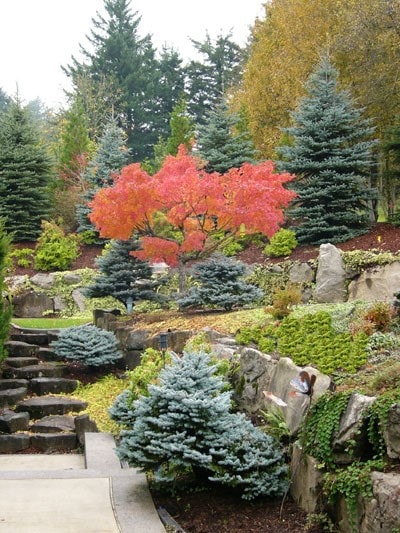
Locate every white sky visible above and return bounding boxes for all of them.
[0,0,265,109]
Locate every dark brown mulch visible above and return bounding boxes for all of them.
[151,486,321,533]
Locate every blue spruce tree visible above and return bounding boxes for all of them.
[84,238,162,311]
[177,255,263,311]
[116,350,288,500]
[76,118,129,236]
[277,56,377,245]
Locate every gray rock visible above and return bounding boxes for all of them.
[361,472,400,532]
[263,357,331,434]
[348,262,400,302]
[125,329,151,350]
[4,340,39,357]
[12,290,54,318]
[0,434,30,453]
[383,403,400,459]
[210,343,237,359]
[290,443,325,513]
[0,410,29,433]
[74,414,98,445]
[289,262,315,284]
[332,392,376,464]
[30,272,56,289]
[314,243,347,303]
[72,288,86,311]
[62,272,82,285]
[30,433,78,452]
[30,415,76,433]
[16,396,88,418]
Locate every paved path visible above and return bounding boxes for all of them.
[0,433,166,532]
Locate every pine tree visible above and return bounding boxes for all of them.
[0,219,12,364]
[116,350,288,500]
[177,255,263,311]
[59,97,93,179]
[149,98,195,173]
[0,100,53,241]
[197,100,258,173]
[64,0,183,161]
[276,56,378,245]
[185,32,245,125]
[76,117,129,234]
[84,238,161,310]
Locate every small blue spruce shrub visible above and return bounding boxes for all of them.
[116,350,288,500]
[51,324,122,367]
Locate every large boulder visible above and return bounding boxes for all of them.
[290,443,325,513]
[313,243,347,303]
[361,472,400,533]
[383,403,400,459]
[12,290,54,318]
[263,357,332,434]
[348,262,400,302]
[332,392,376,464]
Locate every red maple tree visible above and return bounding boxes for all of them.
[89,146,296,273]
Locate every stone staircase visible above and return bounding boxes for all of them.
[0,325,96,454]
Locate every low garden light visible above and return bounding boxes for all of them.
[159,331,169,367]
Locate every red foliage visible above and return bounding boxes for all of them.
[89,146,296,266]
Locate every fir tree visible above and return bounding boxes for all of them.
[197,100,258,173]
[76,118,129,234]
[116,350,288,500]
[0,219,12,364]
[0,100,53,241]
[64,0,183,161]
[177,255,263,311]
[84,238,161,310]
[276,56,377,245]
[185,32,245,125]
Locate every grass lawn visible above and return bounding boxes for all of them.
[12,317,91,329]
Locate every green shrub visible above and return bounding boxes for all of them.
[342,249,399,273]
[222,240,244,257]
[246,264,291,305]
[9,248,34,268]
[277,312,369,374]
[51,324,122,367]
[34,220,81,271]
[264,228,298,257]
[264,283,302,319]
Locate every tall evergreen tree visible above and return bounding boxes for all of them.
[84,238,161,311]
[76,117,130,234]
[149,98,195,173]
[64,0,182,161]
[276,57,377,245]
[197,100,258,173]
[0,88,11,114]
[58,97,94,182]
[0,219,12,364]
[185,32,245,125]
[0,100,53,241]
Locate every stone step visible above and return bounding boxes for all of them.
[29,377,78,396]
[15,396,88,418]
[0,387,28,408]
[2,363,68,380]
[0,434,30,453]
[38,346,63,362]
[10,332,49,345]
[4,357,39,368]
[30,432,78,453]
[0,409,30,433]
[4,340,39,358]
[30,415,76,433]
[0,379,29,391]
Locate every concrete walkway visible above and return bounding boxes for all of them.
[0,433,166,532]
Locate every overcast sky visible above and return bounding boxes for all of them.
[0,0,265,109]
